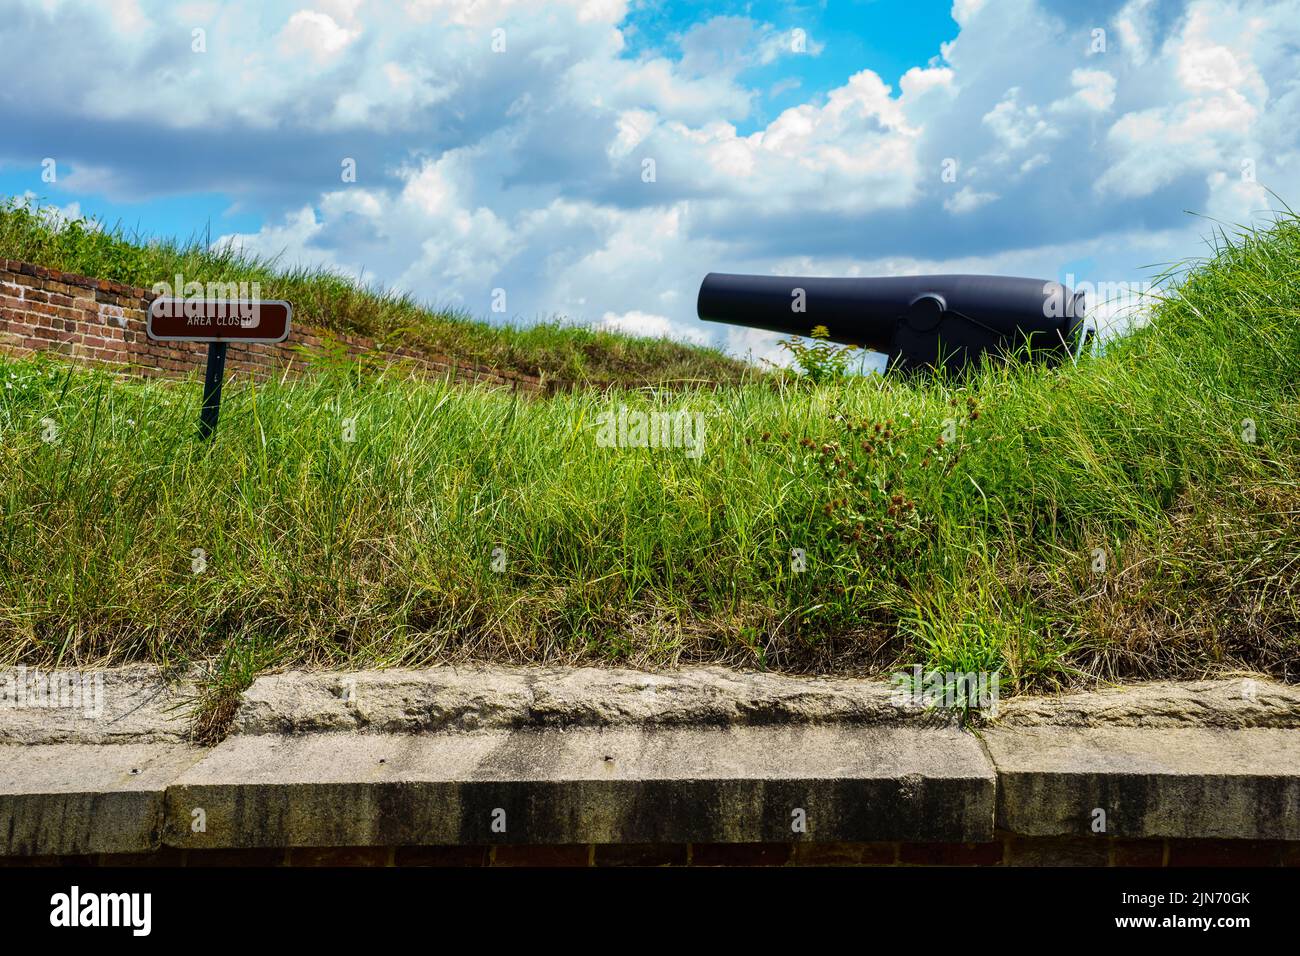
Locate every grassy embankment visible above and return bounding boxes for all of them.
[1,204,1298,734]
[0,198,753,389]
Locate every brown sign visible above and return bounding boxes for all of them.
[147,299,292,343]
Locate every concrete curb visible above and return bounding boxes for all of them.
[0,744,204,855]
[2,667,1298,856]
[163,725,994,847]
[985,726,1300,840]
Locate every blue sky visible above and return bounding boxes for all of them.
[621,0,962,133]
[2,0,1296,361]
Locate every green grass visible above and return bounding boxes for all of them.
[0,197,754,389]
[1,210,1298,704]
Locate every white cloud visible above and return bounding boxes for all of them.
[951,0,988,27]
[1114,0,1155,66]
[598,310,710,344]
[982,87,1057,152]
[1053,69,1116,112]
[608,109,657,159]
[598,57,754,124]
[279,10,359,62]
[944,186,998,214]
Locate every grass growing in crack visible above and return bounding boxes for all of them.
[186,635,283,745]
[0,197,754,389]
[1,213,1298,696]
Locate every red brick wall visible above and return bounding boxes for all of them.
[0,260,543,394]
[7,837,1299,868]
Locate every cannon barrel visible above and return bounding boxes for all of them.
[697,273,1086,373]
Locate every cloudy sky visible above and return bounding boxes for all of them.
[2,0,1296,362]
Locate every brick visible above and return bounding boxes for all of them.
[0,855,96,867]
[790,842,898,866]
[97,849,187,867]
[1167,841,1284,867]
[593,844,689,867]
[395,846,491,867]
[492,845,590,867]
[186,848,288,867]
[898,842,1004,866]
[287,846,392,867]
[690,843,792,867]
[1112,840,1166,867]
[1004,836,1109,867]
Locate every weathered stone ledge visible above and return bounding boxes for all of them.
[231,665,943,734]
[164,725,995,848]
[985,726,1300,840]
[2,666,1297,857]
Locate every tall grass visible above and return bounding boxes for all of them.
[0,197,754,388]
[1,213,1298,694]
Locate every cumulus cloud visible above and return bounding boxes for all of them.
[944,186,998,214]
[983,88,1058,153]
[597,310,710,344]
[1053,69,1117,112]
[279,10,359,62]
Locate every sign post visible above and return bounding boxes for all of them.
[198,342,229,440]
[146,298,292,440]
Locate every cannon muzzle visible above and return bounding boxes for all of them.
[697,273,1086,373]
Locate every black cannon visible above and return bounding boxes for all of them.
[697,273,1087,373]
